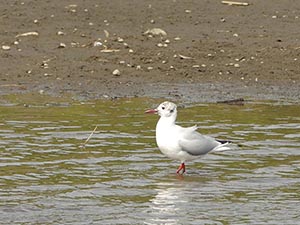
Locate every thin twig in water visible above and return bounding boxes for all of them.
[82,126,98,147]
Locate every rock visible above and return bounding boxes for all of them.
[2,45,11,50]
[58,43,66,48]
[112,69,121,76]
[117,37,124,43]
[57,31,65,36]
[93,41,103,47]
[144,28,167,36]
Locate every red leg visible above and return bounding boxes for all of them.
[176,163,186,174]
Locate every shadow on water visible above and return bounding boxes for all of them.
[0,96,299,224]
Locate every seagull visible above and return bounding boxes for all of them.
[145,101,230,174]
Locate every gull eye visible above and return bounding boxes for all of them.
[170,109,174,113]
[162,106,165,110]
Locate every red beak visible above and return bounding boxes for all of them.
[145,109,158,114]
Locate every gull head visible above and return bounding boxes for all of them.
[145,101,177,118]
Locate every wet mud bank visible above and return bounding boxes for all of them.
[1,0,300,103]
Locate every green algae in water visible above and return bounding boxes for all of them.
[0,98,299,224]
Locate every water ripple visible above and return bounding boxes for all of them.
[0,100,299,224]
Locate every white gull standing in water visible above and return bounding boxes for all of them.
[145,101,231,174]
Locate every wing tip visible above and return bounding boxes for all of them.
[213,139,232,152]
[217,139,232,144]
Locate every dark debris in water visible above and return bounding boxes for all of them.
[217,98,245,105]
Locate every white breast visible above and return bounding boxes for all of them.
[155,123,182,160]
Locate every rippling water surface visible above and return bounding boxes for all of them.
[0,98,299,224]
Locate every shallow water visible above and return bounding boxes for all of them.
[0,98,299,224]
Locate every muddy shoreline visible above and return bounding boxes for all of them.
[1,0,299,103]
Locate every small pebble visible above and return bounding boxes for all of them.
[112,69,121,76]
[2,45,11,50]
[57,31,65,35]
[157,43,168,47]
[41,62,49,68]
[58,43,66,48]
[93,41,102,47]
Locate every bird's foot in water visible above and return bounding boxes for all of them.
[176,163,185,174]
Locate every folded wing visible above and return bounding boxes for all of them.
[178,125,222,156]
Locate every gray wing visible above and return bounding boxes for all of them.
[178,125,220,156]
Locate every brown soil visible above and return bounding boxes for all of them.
[1,0,300,102]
